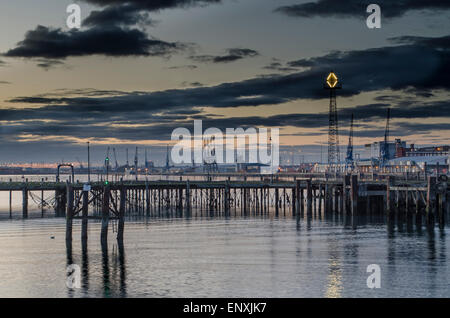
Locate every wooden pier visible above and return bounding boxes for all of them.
[0,173,448,246]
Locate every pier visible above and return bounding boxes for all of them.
[0,173,448,246]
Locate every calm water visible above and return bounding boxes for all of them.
[0,213,448,298]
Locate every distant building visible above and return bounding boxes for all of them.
[236,163,270,173]
[405,145,449,157]
[365,139,406,160]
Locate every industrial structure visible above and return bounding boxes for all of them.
[345,113,354,171]
[325,72,341,172]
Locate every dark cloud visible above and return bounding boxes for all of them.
[190,48,259,63]
[4,25,185,59]
[167,65,198,70]
[263,62,298,73]
[2,34,449,154]
[6,34,450,117]
[2,98,448,139]
[81,0,222,11]
[34,59,67,70]
[4,1,222,64]
[0,81,11,84]
[5,38,449,130]
[83,4,155,27]
[181,81,204,87]
[275,0,450,19]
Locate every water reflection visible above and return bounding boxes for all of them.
[53,210,450,298]
[66,239,126,298]
[325,239,342,298]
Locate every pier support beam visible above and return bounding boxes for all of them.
[22,187,28,219]
[81,188,89,243]
[426,176,437,224]
[117,186,126,243]
[295,180,301,216]
[101,186,110,247]
[186,181,191,215]
[66,184,74,247]
[306,179,313,216]
[224,183,230,216]
[386,176,394,216]
[350,175,358,215]
[275,187,279,216]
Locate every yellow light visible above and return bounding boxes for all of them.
[327,72,338,88]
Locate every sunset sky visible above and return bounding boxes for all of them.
[0,0,449,165]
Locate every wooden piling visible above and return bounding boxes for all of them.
[81,188,89,242]
[117,186,126,242]
[9,190,12,218]
[306,179,313,216]
[386,176,394,215]
[350,175,358,215]
[101,186,110,246]
[295,180,302,216]
[145,181,150,216]
[22,187,28,219]
[224,182,230,216]
[66,184,74,246]
[426,176,436,217]
[186,180,191,215]
[275,187,279,216]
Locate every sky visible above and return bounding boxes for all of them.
[0,0,449,165]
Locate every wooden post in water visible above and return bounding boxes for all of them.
[101,186,110,246]
[66,184,74,246]
[350,175,358,215]
[224,182,230,216]
[186,180,191,215]
[318,184,323,214]
[145,181,150,216]
[415,190,420,215]
[386,176,394,216]
[275,187,279,216]
[306,179,313,216]
[426,176,436,223]
[243,187,248,215]
[22,186,28,219]
[405,188,409,216]
[324,181,330,213]
[292,188,296,216]
[438,189,445,229]
[41,189,44,217]
[333,186,339,214]
[295,180,301,216]
[117,186,126,243]
[9,190,12,218]
[81,187,89,243]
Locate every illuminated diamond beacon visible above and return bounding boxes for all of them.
[325,72,341,172]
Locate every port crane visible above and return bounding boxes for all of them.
[76,157,84,169]
[345,114,354,171]
[112,148,119,170]
[381,108,391,166]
